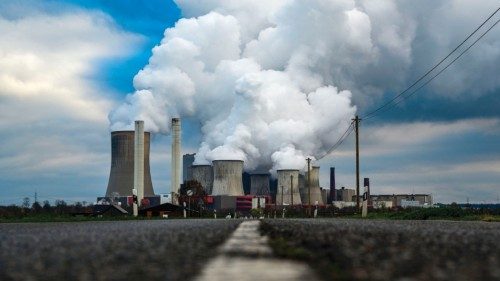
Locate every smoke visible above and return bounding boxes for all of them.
[109,0,498,171]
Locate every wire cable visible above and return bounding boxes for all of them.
[316,121,355,160]
[364,17,500,121]
[362,7,500,120]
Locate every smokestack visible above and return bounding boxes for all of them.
[191,165,214,194]
[211,160,244,196]
[329,167,336,203]
[276,169,301,205]
[106,131,154,198]
[250,173,270,195]
[364,177,370,205]
[301,166,324,205]
[171,118,181,197]
[134,121,145,205]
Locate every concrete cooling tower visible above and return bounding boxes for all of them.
[211,160,244,196]
[276,169,301,205]
[250,173,270,195]
[106,131,154,197]
[300,166,324,205]
[191,165,214,194]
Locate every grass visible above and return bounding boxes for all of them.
[341,207,500,222]
[480,214,500,222]
[0,214,165,223]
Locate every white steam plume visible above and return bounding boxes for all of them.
[109,0,423,171]
[110,1,384,170]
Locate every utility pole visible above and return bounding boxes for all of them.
[290,175,293,207]
[307,157,312,217]
[352,115,361,209]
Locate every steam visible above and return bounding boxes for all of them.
[110,0,420,171]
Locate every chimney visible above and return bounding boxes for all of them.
[329,167,336,203]
[364,177,370,205]
[134,121,145,205]
[171,118,181,198]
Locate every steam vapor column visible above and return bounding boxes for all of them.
[134,120,145,206]
[171,118,181,202]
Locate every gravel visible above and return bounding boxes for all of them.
[261,219,500,281]
[0,219,241,281]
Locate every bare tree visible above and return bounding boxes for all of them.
[22,197,30,209]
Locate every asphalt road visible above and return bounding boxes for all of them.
[261,219,500,281]
[0,219,241,281]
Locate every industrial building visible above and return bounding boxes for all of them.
[370,194,433,208]
[335,187,357,202]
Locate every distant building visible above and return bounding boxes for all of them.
[92,204,128,216]
[183,153,195,182]
[371,194,433,207]
[336,187,356,202]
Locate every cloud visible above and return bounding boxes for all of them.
[360,118,500,156]
[0,4,142,203]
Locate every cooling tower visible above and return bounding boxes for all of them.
[299,173,305,190]
[250,173,270,195]
[134,121,145,205]
[301,166,324,205]
[211,160,244,196]
[106,131,154,197]
[276,169,301,205]
[171,118,181,196]
[183,153,195,182]
[191,165,214,194]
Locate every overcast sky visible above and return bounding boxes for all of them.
[0,0,499,205]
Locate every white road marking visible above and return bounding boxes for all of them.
[195,220,319,281]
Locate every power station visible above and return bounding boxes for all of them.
[101,117,431,215]
[101,117,336,212]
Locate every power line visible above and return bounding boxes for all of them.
[315,7,499,159]
[364,17,500,120]
[362,7,499,120]
[317,121,355,160]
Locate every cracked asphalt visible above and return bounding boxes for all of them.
[0,219,240,281]
[261,219,500,281]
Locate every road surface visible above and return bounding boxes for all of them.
[0,219,240,281]
[261,219,500,280]
[2,218,499,281]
